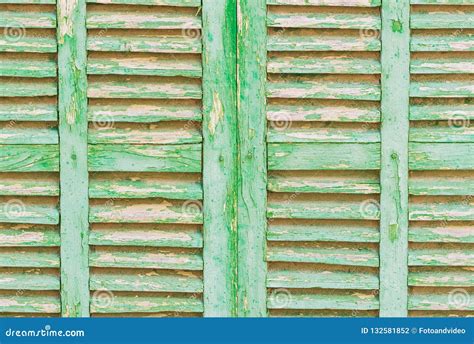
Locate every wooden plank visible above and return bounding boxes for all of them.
[0,59,57,78]
[90,271,203,293]
[89,177,202,200]
[410,126,474,143]
[87,12,201,29]
[202,0,238,317]
[88,127,202,144]
[409,224,474,243]
[411,59,474,74]
[268,143,380,170]
[0,249,59,268]
[89,200,203,224]
[0,145,59,172]
[0,295,60,314]
[409,293,474,311]
[87,36,202,53]
[409,200,474,221]
[57,0,90,317]
[268,127,380,143]
[0,202,58,224]
[267,244,379,267]
[267,0,381,6]
[411,34,474,52]
[88,144,202,172]
[89,248,203,270]
[410,178,474,195]
[411,11,474,29]
[408,269,474,287]
[0,271,59,290]
[88,103,201,123]
[379,0,410,317]
[87,80,202,99]
[91,295,203,314]
[0,228,59,246]
[89,225,203,248]
[267,12,381,29]
[267,78,381,100]
[409,249,474,266]
[267,222,380,243]
[0,11,56,28]
[0,128,58,145]
[268,56,381,74]
[410,80,474,98]
[0,177,58,196]
[0,103,57,122]
[267,269,379,290]
[410,102,474,121]
[267,291,379,310]
[0,81,57,97]
[0,36,56,53]
[87,0,201,5]
[411,0,474,3]
[237,0,267,317]
[409,143,474,170]
[267,34,381,52]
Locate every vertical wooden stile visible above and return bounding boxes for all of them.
[380,0,410,317]
[202,0,239,316]
[57,0,90,317]
[237,0,268,317]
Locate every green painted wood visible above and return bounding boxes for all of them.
[410,102,474,121]
[0,0,56,3]
[411,34,474,52]
[237,0,267,317]
[88,127,202,144]
[90,271,203,292]
[408,269,474,287]
[0,104,57,122]
[268,127,380,143]
[267,0,381,5]
[0,59,57,78]
[0,37,57,53]
[409,143,474,170]
[411,59,474,74]
[0,128,58,145]
[0,228,60,247]
[0,250,59,268]
[409,293,474,311]
[57,0,90,317]
[268,56,381,74]
[410,80,474,98]
[89,225,203,248]
[267,269,379,290]
[409,224,474,243]
[410,126,474,143]
[379,0,410,317]
[0,11,56,28]
[0,145,59,172]
[267,12,381,29]
[202,0,238,317]
[411,0,474,3]
[0,81,57,97]
[409,249,474,266]
[0,203,58,224]
[0,178,59,196]
[0,295,60,314]
[87,12,201,29]
[267,34,381,52]
[87,0,201,5]
[87,36,202,53]
[410,178,474,195]
[91,295,203,314]
[268,143,380,170]
[409,200,474,221]
[0,271,59,290]
[411,11,474,29]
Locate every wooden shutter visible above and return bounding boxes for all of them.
[408,0,474,316]
[0,0,60,316]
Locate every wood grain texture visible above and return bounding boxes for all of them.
[57,0,90,317]
[379,0,410,317]
[202,0,238,316]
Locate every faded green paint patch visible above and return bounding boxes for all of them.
[391,19,403,33]
[389,223,398,242]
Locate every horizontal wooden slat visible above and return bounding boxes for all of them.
[267,103,380,123]
[90,177,202,200]
[0,178,59,196]
[409,143,474,170]
[0,103,57,122]
[268,34,381,52]
[411,11,474,29]
[409,269,474,286]
[410,201,474,221]
[0,81,57,97]
[268,143,380,170]
[0,250,59,267]
[267,79,381,100]
[88,103,201,123]
[411,0,474,3]
[0,37,56,53]
[268,127,380,143]
[268,173,380,194]
[0,145,59,172]
[411,34,474,52]
[410,81,474,98]
[409,249,474,266]
[0,295,59,313]
[86,0,201,5]
[0,271,59,290]
[0,202,58,224]
[268,269,379,289]
[410,103,474,121]
[411,59,474,74]
[409,224,474,243]
[267,291,379,310]
[410,178,474,196]
[90,201,203,224]
[0,11,56,28]
[90,271,203,292]
[88,80,202,99]
[267,244,379,266]
[0,128,58,145]
[90,249,203,270]
[267,0,381,5]
[91,295,203,314]
[0,0,56,3]
[88,127,201,145]
[0,228,59,246]
[267,12,380,29]
[0,60,56,78]
[268,222,380,242]
[268,56,381,74]
[89,226,203,248]
[410,126,474,143]
[87,12,200,29]
[88,144,201,172]
[87,36,201,53]
[87,56,201,77]
[409,292,474,311]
